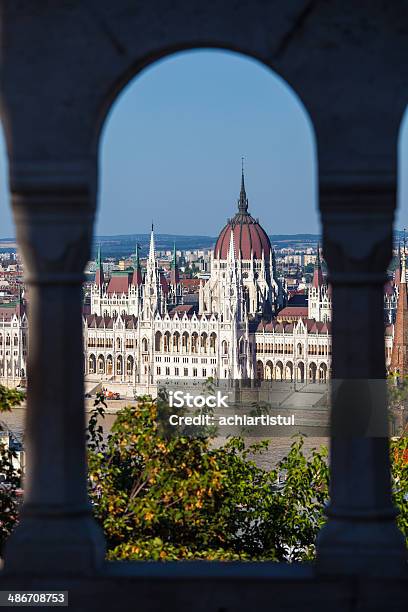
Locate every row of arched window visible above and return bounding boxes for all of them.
[255,359,329,383]
[88,353,135,377]
[256,341,332,357]
[0,334,27,347]
[87,337,135,349]
[155,331,217,354]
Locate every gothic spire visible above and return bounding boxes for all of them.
[170,241,180,286]
[312,242,323,288]
[132,243,142,286]
[238,157,248,214]
[95,243,104,287]
[402,243,406,285]
[148,223,156,263]
[171,242,177,269]
[135,243,140,268]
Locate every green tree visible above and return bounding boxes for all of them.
[0,387,407,561]
[0,384,25,552]
[87,393,329,561]
[390,436,408,541]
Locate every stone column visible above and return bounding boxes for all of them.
[4,165,105,574]
[316,182,407,576]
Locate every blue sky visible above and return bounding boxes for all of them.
[1,49,407,238]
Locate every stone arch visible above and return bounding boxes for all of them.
[116,337,121,351]
[200,332,208,353]
[256,360,264,381]
[182,331,189,353]
[106,354,113,376]
[116,354,123,375]
[142,337,149,352]
[4,7,406,581]
[319,362,328,383]
[275,360,283,381]
[164,331,171,352]
[126,355,134,377]
[191,332,199,354]
[88,354,96,374]
[285,361,294,381]
[297,361,305,383]
[173,331,180,352]
[265,360,273,380]
[210,332,217,354]
[309,362,317,383]
[97,354,105,375]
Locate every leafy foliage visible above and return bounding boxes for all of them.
[391,435,408,542]
[0,384,24,551]
[87,394,329,561]
[0,386,407,561]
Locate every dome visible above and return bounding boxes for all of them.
[214,170,271,260]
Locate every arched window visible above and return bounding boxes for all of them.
[126,355,134,377]
[116,355,123,375]
[210,333,217,353]
[191,332,198,354]
[88,354,96,374]
[182,332,189,353]
[97,355,105,374]
[155,331,162,352]
[106,355,113,376]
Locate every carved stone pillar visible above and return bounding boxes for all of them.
[316,182,407,576]
[4,164,105,574]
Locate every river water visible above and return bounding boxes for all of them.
[0,403,329,470]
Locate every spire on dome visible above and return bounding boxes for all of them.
[312,243,324,288]
[238,157,248,214]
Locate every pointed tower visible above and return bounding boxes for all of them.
[15,284,25,318]
[308,243,331,322]
[390,250,408,376]
[95,245,104,288]
[395,241,402,286]
[312,243,324,288]
[170,242,180,286]
[132,243,143,286]
[143,224,161,318]
[169,242,182,306]
[238,158,249,215]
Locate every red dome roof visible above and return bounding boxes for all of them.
[214,170,271,260]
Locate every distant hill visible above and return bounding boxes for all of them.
[91,232,321,259]
[0,232,323,258]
